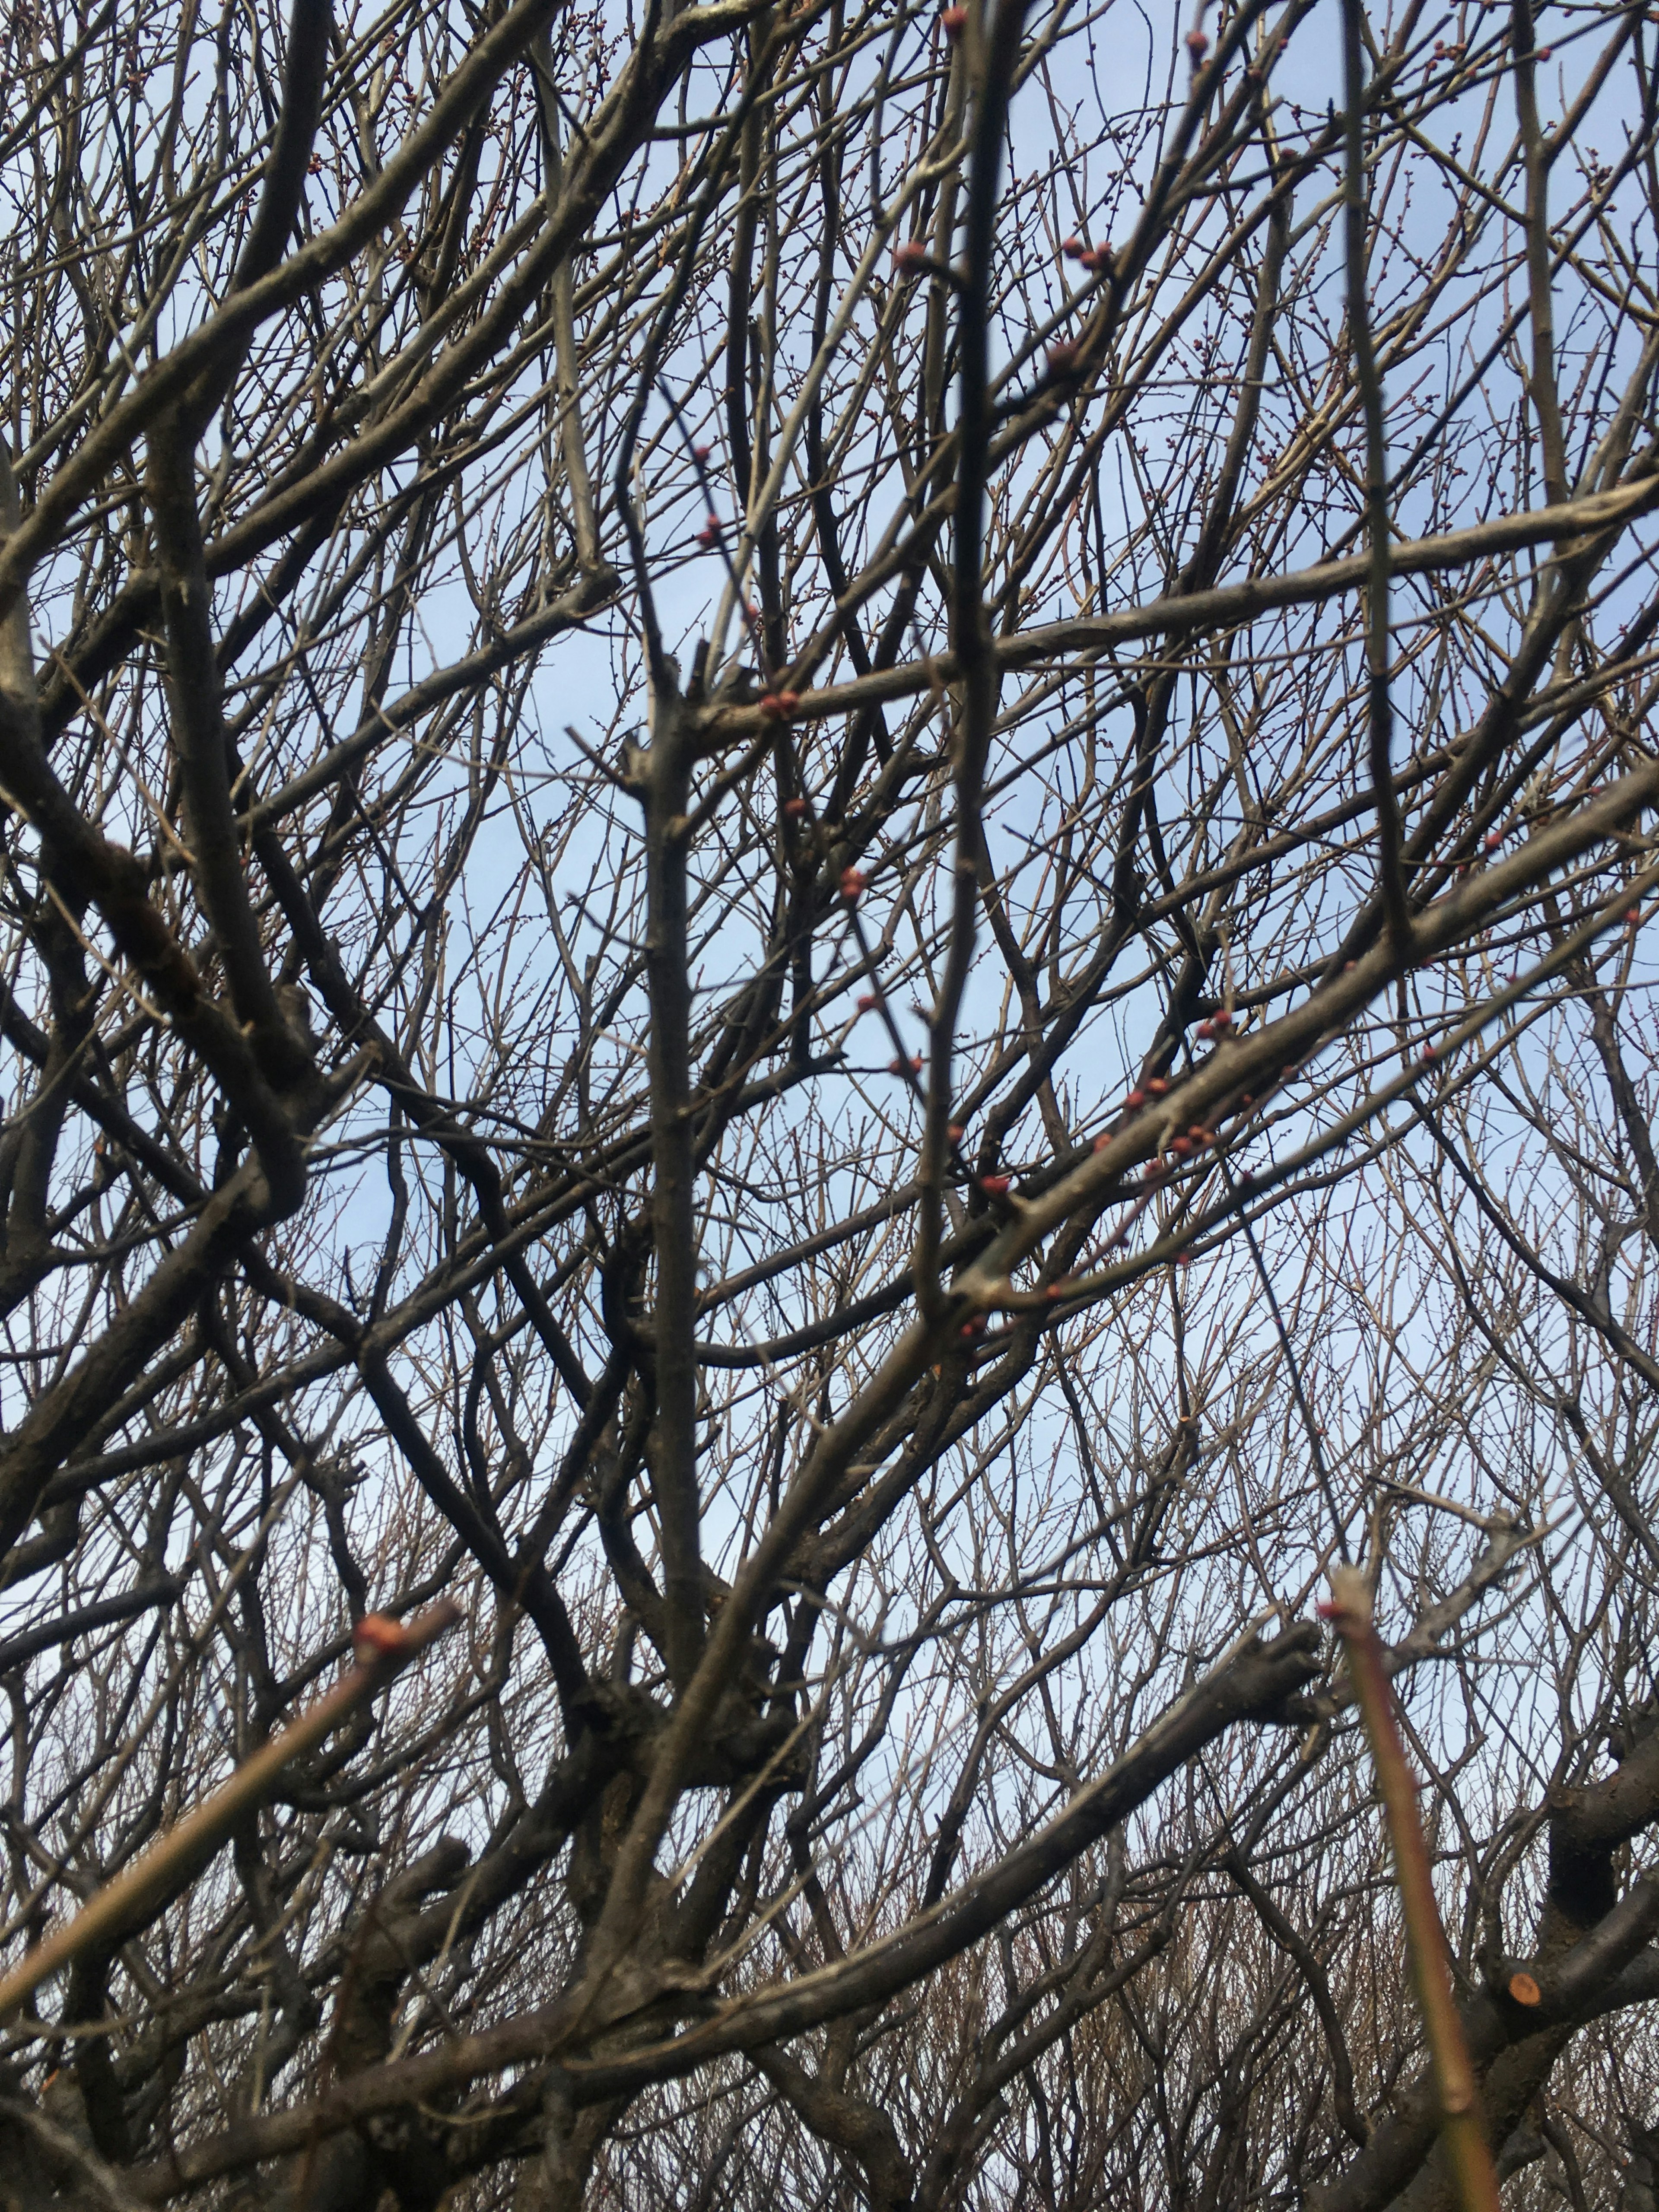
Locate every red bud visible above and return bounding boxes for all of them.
[941,4,966,34]
[979,1173,1012,1195]
[784,797,808,817]
[840,867,866,899]
[1147,1077,1170,1096]
[1125,1088,1146,1108]
[856,992,881,1012]
[353,1613,407,1659]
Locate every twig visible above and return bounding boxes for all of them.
[1341,0,1408,952]
[0,1601,461,2026]
[1319,1567,1500,2212]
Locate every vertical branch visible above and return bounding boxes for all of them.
[1513,0,1570,509]
[643,678,704,1692]
[147,422,310,1093]
[0,442,34,732]
[530,32,600,572]
[1320,1567,1501,2212]
[917,0,1030,1309]
[1342,0,1408,952]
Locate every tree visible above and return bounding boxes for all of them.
[0,0,1658,2202]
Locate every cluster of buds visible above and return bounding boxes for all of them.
[759,689,800,721]
[840,866,866,901]
[695,514,722,548]
[1194,1006,1235,1042]
[1169,1124,1217,1160]
[893,240,931,276]
[1061,236,1115,276]
[892,1054,923,1076]
[1046,339,1082,379]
